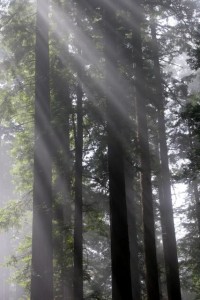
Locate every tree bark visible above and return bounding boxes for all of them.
[73,1,84,297]
[103,2,133,299]
[52,58,72,299]
[125,162,141,300]
[132,2,160,300]
[73,76,84,300]
[31,0,53,299]
[150,19,182,300]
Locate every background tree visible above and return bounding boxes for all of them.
[103,1,133,298]
[31,0,53,299]
[149,17,182,300]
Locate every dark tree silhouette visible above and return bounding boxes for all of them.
[103,2,133,299]
[132,2,160,299]
[150,19,182,300]
[31,0,53,299]
[74,74,84,300]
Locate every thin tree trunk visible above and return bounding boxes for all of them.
[132,2,160,300]
[73,1,84,298]
[155,132,168,300]
[123,64,141,299]
[73,74,83,300]
[52,62,71,299]
[60,95,71,300]
[125,162,141,300]
[103,3,133,299]
[150,19,182,300]
[31,0,53,299]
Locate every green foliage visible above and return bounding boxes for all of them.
[0,199,31,230]
[180,96,200,176]
[7,235,31,297]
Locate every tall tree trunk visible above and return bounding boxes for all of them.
[132,2,160,300]
[31,0,53,299]
[123,59,141,299]
[125,163,141,300]
[155,132,168,299]
[51,5,73,299]
[103,3,133,299]
[73,1,84,298]
[73,74,83,300]
[52,60,72,299]
[150,19,182,300]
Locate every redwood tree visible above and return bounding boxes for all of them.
[73,74,84,300]
[132,2,160,299]
[103,2,133,299]
[150,19,182,300]
[31,0,53,299]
